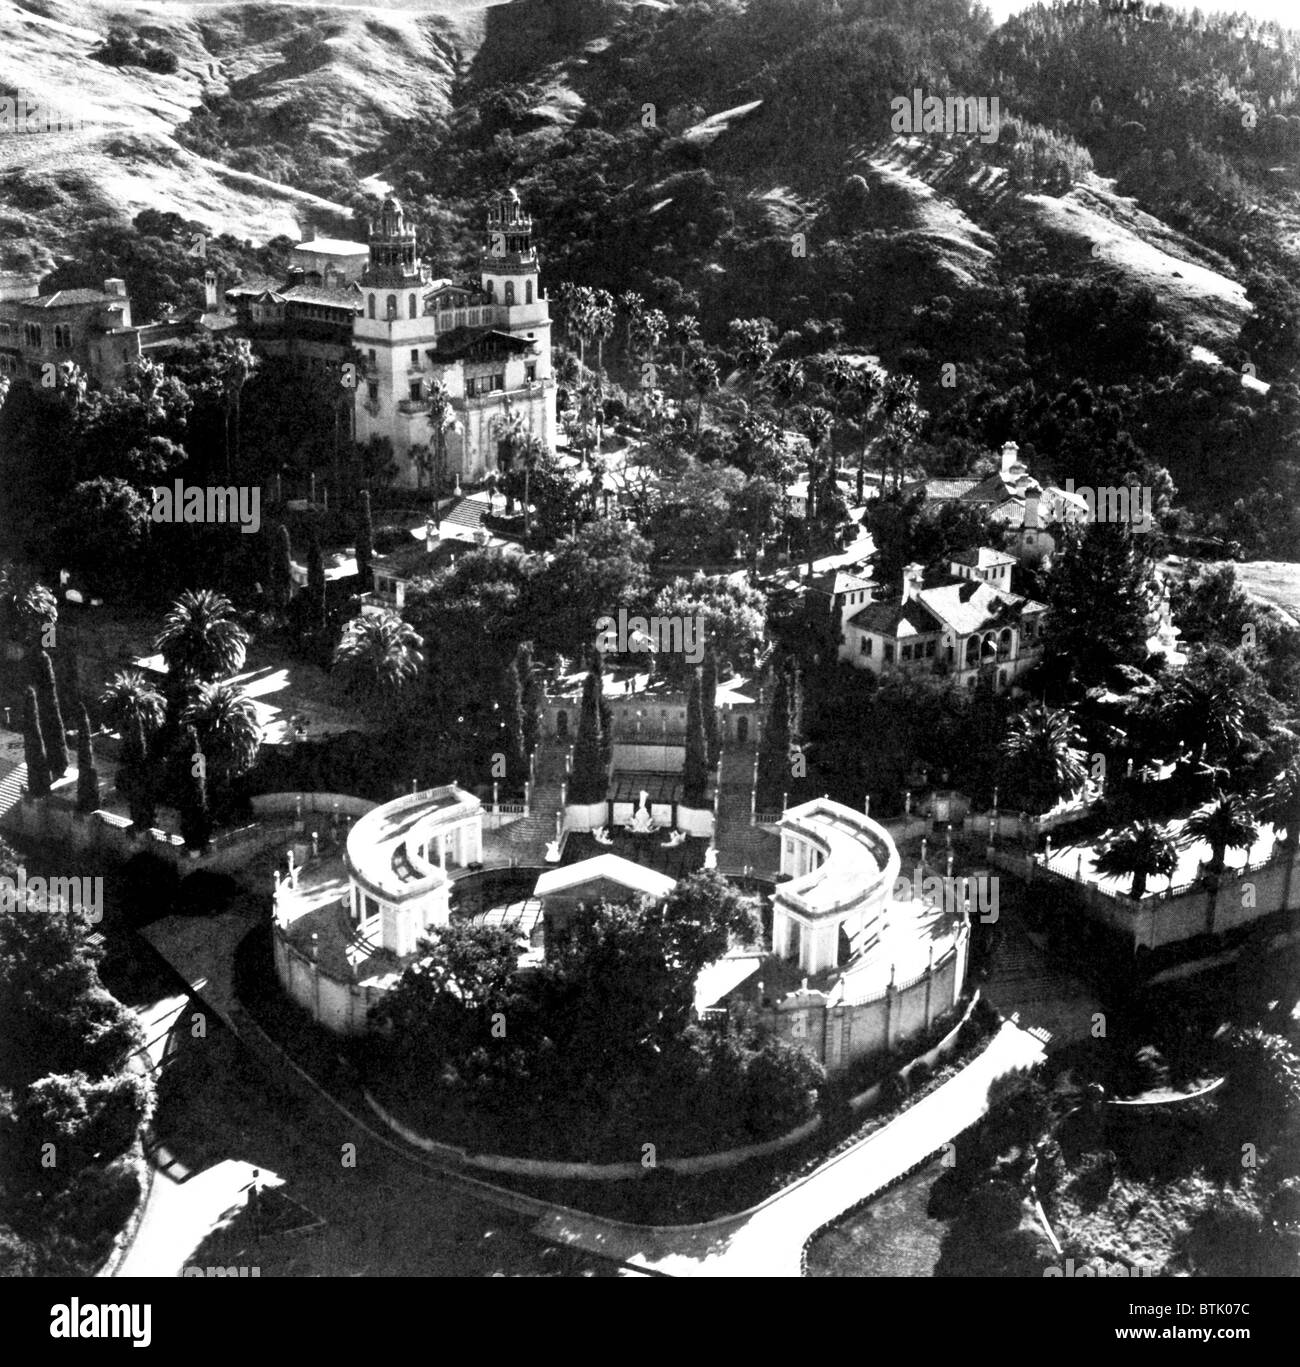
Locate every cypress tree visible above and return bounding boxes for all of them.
[570,663,607,804]
[307,526,327,630]
[683,668,709,806]
[57,644,82,717]
[517,642,543,758]
[702,648,721,768]
[269,522,293,609]
[76,705,100,815]
[123,712,156,834]
[22,685,51,798]
[757,664,792,810]
[355,489,374,587]
[590,648,614,771]
[179,724,212,854]
[501,662,528,794]
[32,649,69,777]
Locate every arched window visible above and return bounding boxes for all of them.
[408,294,417,319]
[504,281,515,305]
[525,280,533,304]
[368,294,375,319]
[485,279,495,299]
[386,294,397,320]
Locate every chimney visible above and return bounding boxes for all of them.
[1000,441,1019,477]
[425,518,439,552]
[103,277,127,297]
[900,562,924,604]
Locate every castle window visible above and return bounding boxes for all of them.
[409,294,417,319]
[23,323,41,347]
[386,295,397,320]
[504,281,515,305]
[860,637,871,655]
[884,643,895,664]
[485,280,495,299]
[367,381,378,402]
[525,363,536,382]
[368,294,376,319]
[410,349,419,368]
[54,325,71,350]
[525,280,533,304]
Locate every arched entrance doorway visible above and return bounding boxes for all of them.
[737,715,749,744]
[556,710,569,741]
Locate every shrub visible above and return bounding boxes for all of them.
[880,1069,910,1107]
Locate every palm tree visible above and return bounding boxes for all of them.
[761,357,806,422]
[1002,703,1088,815]
[589,288,617,424]
[1093,820,1179,899]
[1260,760,1300,847]
[688,353,719,436]
[426,380,454,497]
[217,338,259,481]
[850,363,884,503]
[495,409,529,515]
[633,307,668,387]
[1156,672,1248,772]
[0,564,57,647]
[333,611,425,702]
[727,318,775,385]
[154,589,249,686]
[181,678,262,787]
[568,284,598,374]
[618,290,645,360]
[99,669,166,740]
[671,314,700,403]
[816,353,856,471]
[876,372,923,493]
[1182,793,1259,873]
[796,404,835,521]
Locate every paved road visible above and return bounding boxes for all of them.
[535,1021,1044,1276]
[129,907,1043,1277]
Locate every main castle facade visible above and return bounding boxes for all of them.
[351,190,557,489]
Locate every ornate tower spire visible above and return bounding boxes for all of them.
[363,196,421,287]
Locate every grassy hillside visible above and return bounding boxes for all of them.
[0,0,487,274]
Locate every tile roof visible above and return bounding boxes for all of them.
[280,283,364,309]
[903,476,978,501]
[847,597,946,637]
[950,546,1017,568]
[23,288,119,308]
[533,854,675,900]
[960,467,1040,505]
[292,237,368,255]
[848,576,1045,638]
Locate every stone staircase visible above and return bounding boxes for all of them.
[480,743,568,864]
[714,746,779,876]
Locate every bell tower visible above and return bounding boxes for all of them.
[363,197,421,288]
[480,188,539,307]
